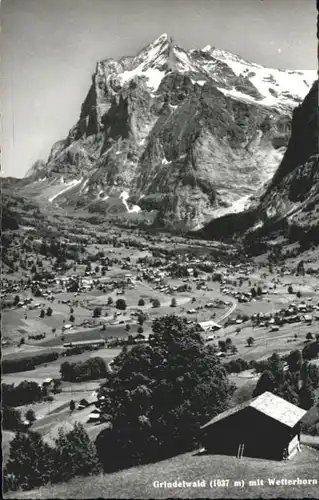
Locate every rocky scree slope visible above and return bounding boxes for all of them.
[22,34,316,229]
[198,80,319,244]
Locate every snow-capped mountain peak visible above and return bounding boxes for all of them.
[22,34,317,230]
[206,46,315,108]
[108,35,316,105]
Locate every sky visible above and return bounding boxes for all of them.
[1,0,317,178]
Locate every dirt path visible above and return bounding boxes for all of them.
[216,300,237,323]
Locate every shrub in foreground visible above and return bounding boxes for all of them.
[4,424,101,493]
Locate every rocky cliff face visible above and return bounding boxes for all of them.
[24,34,316,229]
[199,80,319,244]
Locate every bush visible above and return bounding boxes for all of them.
[93,307,102,318]
[224,358,249,374]
[52,423,101,483]
[2,381,45,407]
[152,298,161,308]
[2,406,22,431]
[2,352,60,374]
[3,424,101,492]
[303,341,319,360]
[116,298,127,310]
[138,298,145,306]
[60,357,107,382]
[138,312,147,325]
[25,409,36,424]
[4,431,54,491]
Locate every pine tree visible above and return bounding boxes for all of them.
[253,370,275,397]
[287,349,302,372]
[4,431,54,491]
[299,381,315,410]
[25,409,36,424]
[52,423,101,482]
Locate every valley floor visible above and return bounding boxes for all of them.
[2,207,319,499]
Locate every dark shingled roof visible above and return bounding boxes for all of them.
[201,391,307,430]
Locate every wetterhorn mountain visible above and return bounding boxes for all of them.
[22,34,316,229]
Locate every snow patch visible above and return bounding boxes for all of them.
[266,206,277,218]
[191,78,206,86]
[212,48,316,105]
[162,158,171,165]
[144,68,165,90]
[80,179,89,193]
[49,178,83,203]
[212,194,252,219]
[120,191,141,213]
[173,47,195,72]
[118,63,165,91]
[217,87,262,105]
[252,221,264,231]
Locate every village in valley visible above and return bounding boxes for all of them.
[2,201,319,499]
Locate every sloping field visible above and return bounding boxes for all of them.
[5,447,319,499]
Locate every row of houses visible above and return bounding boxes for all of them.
[251,301,319,328]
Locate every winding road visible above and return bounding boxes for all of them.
[216,300,237,323]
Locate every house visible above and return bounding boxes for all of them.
[42,378,54,389]
[87,411,101,423]
[270,325,279,332]
[134,333,150,343]
[78,392,98,410]
[63,323,73,330]
[200,392,306,461]
[215,351,226,358]
[303,314,313,324]
[199,320,222,332]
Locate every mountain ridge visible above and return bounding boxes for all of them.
[198,79,319,247]
[20,34,316,229]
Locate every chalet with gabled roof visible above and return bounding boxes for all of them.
[200,392,306,461]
